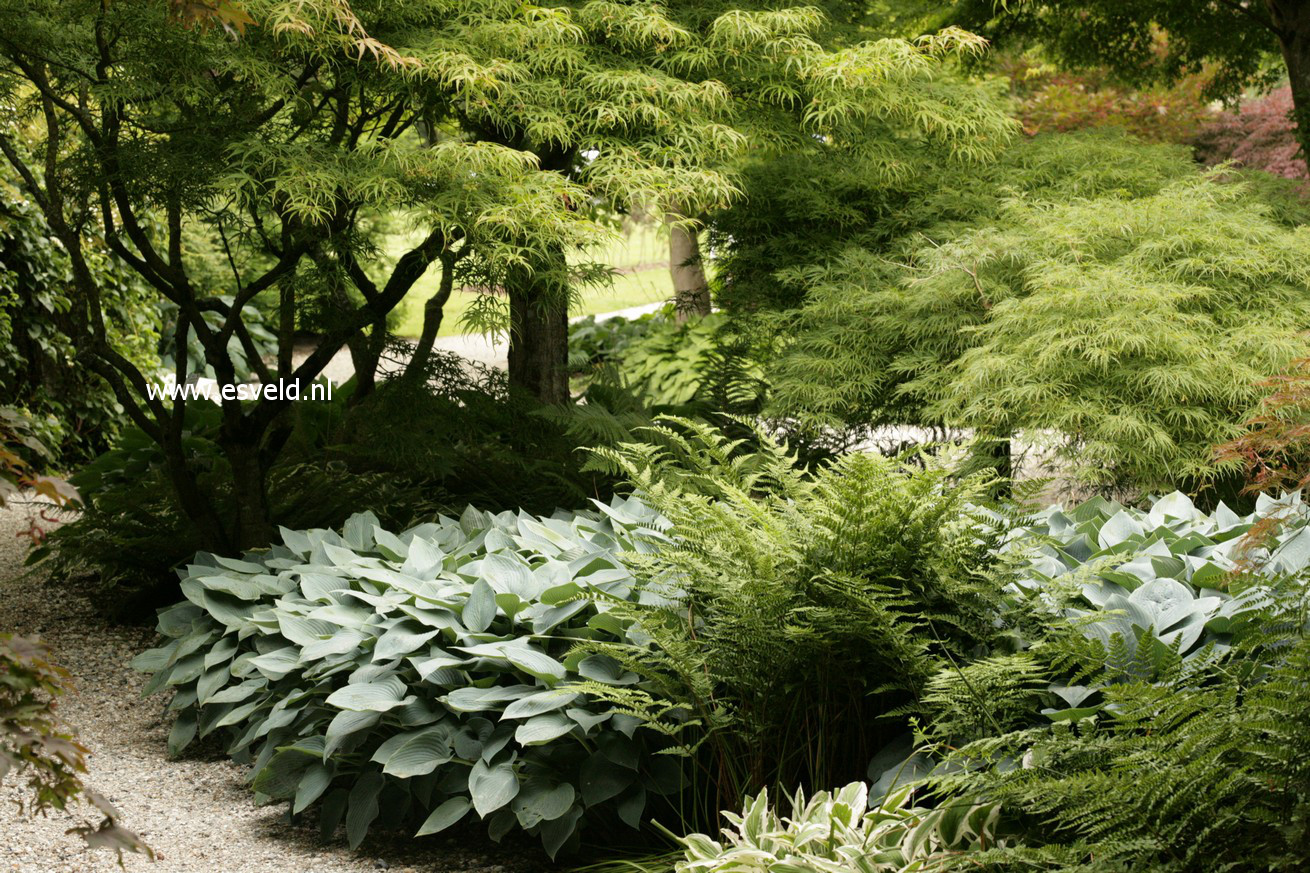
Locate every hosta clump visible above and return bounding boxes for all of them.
[675,782,1001,873]
[1004,490,1310,716]
[132,496,680,856]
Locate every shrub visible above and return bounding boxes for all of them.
[1196,85,1309,182]
[39,356,618,617]
[0,172,159,466]
[1,633,152,860]
[673,782,1002,873]
[1001,56,1213,145]
[132,496,680,856]
[569,307,670,371]
[770,165,1310,496]
[1214,357,1310,496]
[1,407,79,543]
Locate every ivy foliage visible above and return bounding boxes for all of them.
[132,496,683,856]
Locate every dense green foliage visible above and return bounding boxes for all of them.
[949,0,1310,176]
[39,357,621,614]
[578,423,1006,819]
[764,134,1310,494]
[0,174,156,465]
[133,496,678,855]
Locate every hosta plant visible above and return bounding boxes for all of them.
[132,496,681,856]
[1003,490,1310,717]
[675,781,1002,873]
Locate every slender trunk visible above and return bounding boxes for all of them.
[405,252,457,382]
[507,245,571,405]
[1269,0,1310,175]
[667,207,711,322]
[277,277,296,379]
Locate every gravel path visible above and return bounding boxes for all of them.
[0,501,550,873]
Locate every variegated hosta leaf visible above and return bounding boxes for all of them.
[673,782,1002,872]
[134,496,675,856]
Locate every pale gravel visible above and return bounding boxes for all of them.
[0,500,551,873]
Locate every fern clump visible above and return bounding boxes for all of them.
[579,420,1008,823]
[930,629,1310,872]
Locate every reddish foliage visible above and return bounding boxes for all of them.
[1002,56,1215,145]
[1195,86,1307,181]
[1214,358,1310,495]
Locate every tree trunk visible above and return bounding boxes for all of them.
[507,246,571,405]
[223,439,275,550]
[668,207,711,322]
[405,251,457,383]
[160,436,232,553]
[1270,0,1310,175]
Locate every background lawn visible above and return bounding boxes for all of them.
[387,218,677,338]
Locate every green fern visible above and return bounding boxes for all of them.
[574,420,1009,828]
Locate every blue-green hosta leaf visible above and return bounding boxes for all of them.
[409,651,469,681]
[541,806,583,859]
[462,579,497,633]
[378,726,454,778]
[476,552,544,600]
[293,762,334,814]
[515,712,575,746]
[326,676,412,712]
[400,536,445,578]
[167,710,198,757]
[468,759,519,816]
[279,526,314,558]
[1127,578,1194,626]
[373,625,440,662]
[416,797,471,836]
[501,689,579,719]
[346,770,383,849]
[298,574,350,603]
[1097,510,1144,550]
[204,678,267,705]
[276,615,339,647]
[324,710,381,759]
[246,646,302,680]
[616,786,646,829]
[580,752,633,806]
[444,685,536,714]
[567,708,613,734]
[302,629,368,661]
[577,654,638,685]
[371,526,409,561]
[530,600,590,634]
[452,718,495,760]
[512,782,576,829]
[497,641,566,684]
